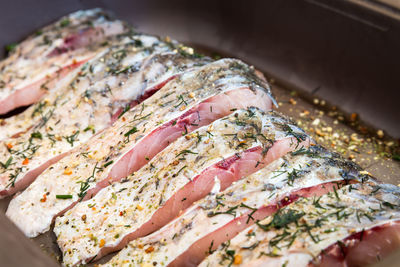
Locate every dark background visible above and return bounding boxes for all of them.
[0,0,399,138]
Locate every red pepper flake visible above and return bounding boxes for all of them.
[63,168,73,175]
[359,126,368,134]
[145,246,154,253]
[40,194,47,202]
[22,158,29,165]
[119,211,124,216]
[350,113,358,122]
[6,143,13,149]
[234,254,242,265]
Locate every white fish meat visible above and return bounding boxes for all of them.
[0,34,204,197]
[101,146,368,267]
[6,59,274,238]
[53,108,310,266]
[200,182,400,267]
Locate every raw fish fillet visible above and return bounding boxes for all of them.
[1,34,204,197]
[54,108,310,266]
[200,183,400,267]
[7,59,273,238]
[102,146,368,267]
[0,8,127,114]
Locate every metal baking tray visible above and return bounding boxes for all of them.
[0,0,399,266]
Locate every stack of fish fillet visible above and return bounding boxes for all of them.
[1,9,399,267]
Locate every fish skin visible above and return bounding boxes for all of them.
[0,34,204,197]
[101,145,368,267]
[6,59,273,238]
[199,182,400,267]
[315,221,400,266]
[0,8,128,114]
[53,108,309,266]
